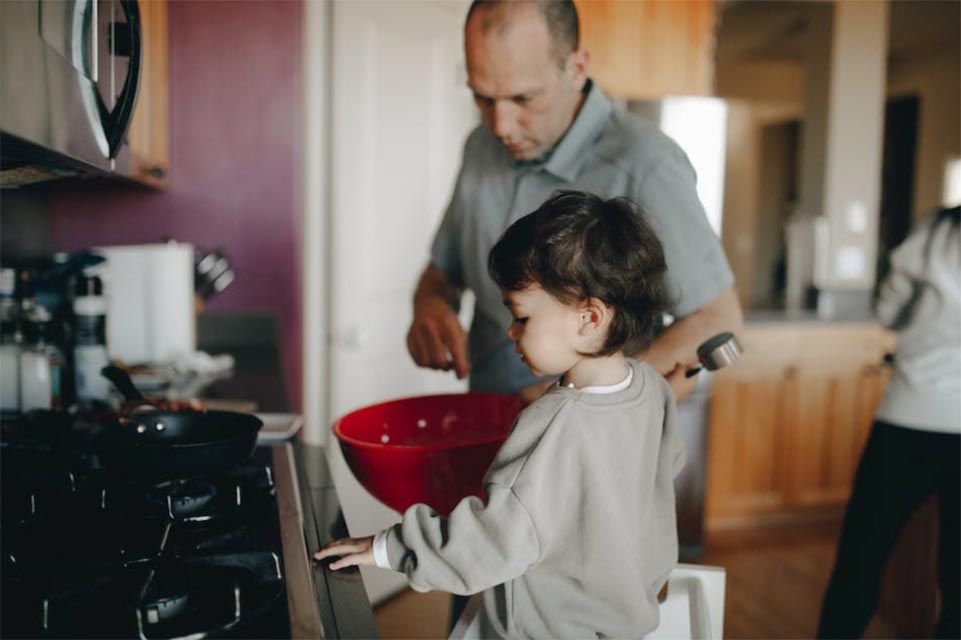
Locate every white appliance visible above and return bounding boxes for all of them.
[93,242,196,365]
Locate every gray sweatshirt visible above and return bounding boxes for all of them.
[874,211,960,433]
[383,360,685,638]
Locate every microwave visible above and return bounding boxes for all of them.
[0,0,142,186]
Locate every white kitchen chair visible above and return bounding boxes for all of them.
[648,563,726,640]
[449,563,726,640]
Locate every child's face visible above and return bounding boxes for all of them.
[501,285,585,377]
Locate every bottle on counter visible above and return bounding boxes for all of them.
[73,275,111,405]
[0,267,22,413]
[19,306,63,411]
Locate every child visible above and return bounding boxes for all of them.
[315,190,685,638]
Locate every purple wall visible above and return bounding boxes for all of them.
[49,0,304,410]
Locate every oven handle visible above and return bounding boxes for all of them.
[94,0,142,159]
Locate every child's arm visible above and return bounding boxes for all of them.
[312,482,539,595]
[315,396,564,594]
[385,482,539,594]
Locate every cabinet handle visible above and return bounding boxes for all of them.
[147,165,166,179]
[783,366,797,379]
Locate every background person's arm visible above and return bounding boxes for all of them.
[406,264,470,379]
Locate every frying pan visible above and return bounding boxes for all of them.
[97,366,263,481]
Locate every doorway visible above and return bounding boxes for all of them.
[876,95,919,290]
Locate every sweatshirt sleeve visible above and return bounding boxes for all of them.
[382,482,540,595]
[875,216,931,328]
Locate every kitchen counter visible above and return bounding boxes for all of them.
[744,309,879,325]
[196,312,290,412]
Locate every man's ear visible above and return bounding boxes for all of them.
[567,47,589,86]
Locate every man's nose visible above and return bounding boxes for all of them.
[490,102,518,141]
[507,323,518,341]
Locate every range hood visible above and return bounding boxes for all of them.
[0,0,142,188]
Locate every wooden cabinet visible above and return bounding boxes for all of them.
[125,0,169,187]
[574,0,715,99]
[704,323,895,534]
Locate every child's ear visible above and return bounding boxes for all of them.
[578,298,613,335]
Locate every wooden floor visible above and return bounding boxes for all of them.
[699,528,895,639]
[374,527,898,639]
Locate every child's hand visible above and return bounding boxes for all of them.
[312,536,375,571]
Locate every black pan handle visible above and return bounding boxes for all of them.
[101,365,147,403]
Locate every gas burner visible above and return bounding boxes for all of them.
[147,480,221,519]
[135,554,283,640]
[0,428,293,638]
[1,553,284,640]
[98,466,276,525]
[0,469,80,526]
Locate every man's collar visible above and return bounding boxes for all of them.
[540,80,612,183]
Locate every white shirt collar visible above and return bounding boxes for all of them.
[560,365,633,394]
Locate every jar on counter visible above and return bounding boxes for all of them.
[0,267,21,412]
[73,275,111,404]
[19,307,63,411]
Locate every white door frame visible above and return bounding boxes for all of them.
[301,0,332,445]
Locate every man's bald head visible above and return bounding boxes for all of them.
[465,0,579,69]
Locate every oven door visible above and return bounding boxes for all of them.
[0,0,141,172]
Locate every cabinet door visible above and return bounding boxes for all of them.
[575,0,715,99]
[785,365,891,508]
[705,375,789,528]
[704,324,894,534]
[784,374,861,507]
[126,0,169,187]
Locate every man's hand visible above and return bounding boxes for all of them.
[312,536,375,571]
[638,286,743,399]
[406,266,470,379]
[519,379,554,406]
[664,364,699,402]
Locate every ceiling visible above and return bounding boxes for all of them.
[715,0,961,65]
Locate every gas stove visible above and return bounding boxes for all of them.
[0,411,378,639]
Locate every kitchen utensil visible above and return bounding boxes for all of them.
[333,393,521,516]
[255,413,303,443]
[97,366,263,481]
[685,332,743,378]
[194,248,235,301]
[101,364,155,413]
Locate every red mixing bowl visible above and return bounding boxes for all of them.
[332,392,522,516]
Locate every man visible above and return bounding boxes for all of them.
[407,0,742,404]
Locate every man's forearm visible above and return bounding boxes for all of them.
[635,286,743,375]
[414,265,462,310]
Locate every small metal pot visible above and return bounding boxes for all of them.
[686,332,743,378]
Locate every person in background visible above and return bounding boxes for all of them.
[818,205,960,639]
[316,191,685,638]
[406,0,742,406]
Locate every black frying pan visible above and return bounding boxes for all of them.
[97,366,263,481]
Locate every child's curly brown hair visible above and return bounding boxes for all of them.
[488,190,674,357]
